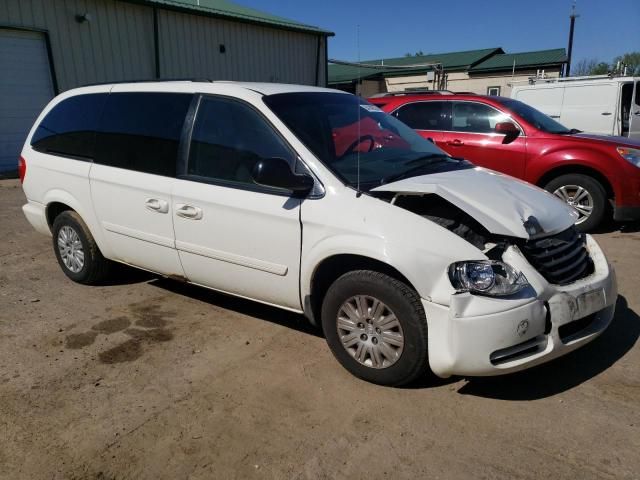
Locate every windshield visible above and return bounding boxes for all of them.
[263,92,469,189]
[498,98,572,134]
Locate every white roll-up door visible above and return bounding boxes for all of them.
[0,28,55,173]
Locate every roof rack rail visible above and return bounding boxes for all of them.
[80,78,215,88]
[508,72,636,86]
[370,90,458,98]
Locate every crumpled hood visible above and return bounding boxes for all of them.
[372,167,578,239]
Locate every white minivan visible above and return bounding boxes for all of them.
[511,76,640,139]
[20,81,617,386]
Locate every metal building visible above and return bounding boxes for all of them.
[0,0,333,172]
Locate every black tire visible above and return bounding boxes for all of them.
[321,270,430,386]
[544,174,607,232]
[51,211,111,285]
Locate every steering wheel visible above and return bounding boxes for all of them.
[340,135,375,159]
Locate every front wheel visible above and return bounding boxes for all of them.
[544,174,607,232]
[321,270,430,386]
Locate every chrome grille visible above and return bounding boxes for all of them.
[520,227,593,285]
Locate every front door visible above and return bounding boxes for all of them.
[629,81,640,140]
[438,101,527,179]
[172,95,303,310]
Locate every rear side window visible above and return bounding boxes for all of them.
[95,92,192,177]
[31,94,107,159]
[394,101,451,131]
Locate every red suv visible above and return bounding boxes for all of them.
[369,92,640,231]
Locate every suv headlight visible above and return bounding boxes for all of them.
[448,261,529,296]
[617,146,640,167]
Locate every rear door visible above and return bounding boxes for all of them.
[392,101,449,144]
[172,95,302,310]
[89,91,192,276]
[439,101,526,178]
[629,80,640,140]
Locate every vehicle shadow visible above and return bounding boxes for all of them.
[457,295,639,400]
[147,277,324,339]
[592,220,640,234]
[98,263,157,286]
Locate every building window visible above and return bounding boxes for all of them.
[487,86,501,96]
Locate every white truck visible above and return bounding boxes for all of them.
[511,75,640,139]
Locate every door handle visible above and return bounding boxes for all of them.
[634,111,640,116]
[549,115,560,118]
[145,198,169,213]
[176,204,203,220]
[601,112,612,116]
[446,139,464,146]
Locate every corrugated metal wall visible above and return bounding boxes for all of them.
[0,0,326,92]
[0,0,155,91]
[158,9,325,85]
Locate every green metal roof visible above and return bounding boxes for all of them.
[329,48,503,84]
[470,48,567,72]
[136,0,334,35]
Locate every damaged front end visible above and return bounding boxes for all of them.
[369,186,615,378]
[372,191,595,287]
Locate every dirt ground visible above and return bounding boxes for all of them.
[0,178,638,480]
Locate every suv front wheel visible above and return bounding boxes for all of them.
[544,173,607,232]
[321,270,430,386]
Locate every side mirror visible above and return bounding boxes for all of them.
[252,158,314,194]
[494,122,520,144]
[495,122,520,136]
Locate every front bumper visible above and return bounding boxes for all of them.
[423,235,617,378]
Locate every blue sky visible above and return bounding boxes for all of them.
[241,0,640,63]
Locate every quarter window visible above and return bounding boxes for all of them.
[31,94,108,159]
[94,92,192,177]
[394,101,450,131]
[187,96,294,186]
[452,102,514,134]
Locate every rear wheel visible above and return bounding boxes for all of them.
[544,174,607,232]
[321,270,430,386]
[52,211,111,284]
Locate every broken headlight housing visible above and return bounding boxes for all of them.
[448,261,529,296]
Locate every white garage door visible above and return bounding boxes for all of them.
[0,29,55,173]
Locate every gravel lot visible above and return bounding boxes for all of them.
[1,178,639,479]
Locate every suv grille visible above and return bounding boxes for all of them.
[520,227,593,285]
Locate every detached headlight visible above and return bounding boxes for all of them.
[449,261,529,296]
[617,146,640,167]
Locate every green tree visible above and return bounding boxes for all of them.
[591,62,610,75]
[613,52,640,75]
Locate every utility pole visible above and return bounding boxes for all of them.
[565,1,579,77]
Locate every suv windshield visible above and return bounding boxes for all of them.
[498,98,573,134]
[264,92,470,189]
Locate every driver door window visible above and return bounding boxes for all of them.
[452,102,514,133]
[187,96,295,187]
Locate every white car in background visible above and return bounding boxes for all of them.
[19,81,617,386]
